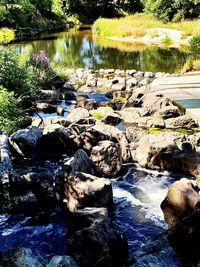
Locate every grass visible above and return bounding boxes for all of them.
[111,97,126,103]
[182,59,200,72]
[93,13,200,39]
[149,127,194,135]
[160,36,173,47]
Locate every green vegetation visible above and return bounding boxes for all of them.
[189,35,200,59]
[0,48,65,133]
[160,36,173,47]
[0,27,15,44]
[93,13,200,39]
[111,97,126,103]
[149,127,194,135]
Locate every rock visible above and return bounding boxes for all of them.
[43,123,64,134]
[67,108,89,123]
[68,221,128,267]
[66,149,95,175]
[36,103,64,116]
[68,207,109,231]
[80,122,130,162]
[0,248,42,267]
[9,127,43,158]
[32,116,67,128]
[165,115,197,129]
[10,167,54,212]
[56,171,113,212]
[102,113,121,125]
[76,93,89,102]
[39,90,62,101]
[135,132,185,171]
[91,140,123,178]
[63,90,76,101]
[52,75,64,88]
[77,99,97,111]
[142,93,170,114]
[48,256,78,267]
[119,108,150,124]
[37,128,76,158]
[126,127,148,143]
[158,106,181,119]
[144,71,154,78]
[90,106,114,120]
[161,178,200,255]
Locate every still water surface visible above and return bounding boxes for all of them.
[13,28,188,73]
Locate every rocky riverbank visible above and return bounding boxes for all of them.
[1,68,200,266]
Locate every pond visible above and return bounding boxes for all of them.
[12,27,188,73]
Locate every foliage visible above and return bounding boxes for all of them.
[111,97,126,103]
[0,27,15,44]
[143,0,200,22]
[182,59,200,72]
[189,35,200,59]
[160,36,173,47]
[0,86,25,133]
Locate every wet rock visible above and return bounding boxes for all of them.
[91,140,123,178]
[48,255,78,267]
[67,108,89,123]
[68,207,109,231]
[37,128,76,158]
[56,171,113,212]
[66,149,95,174]
[0,248,42,267]
[10,167,54,212]
[39,90,63,101]
[161,178,200,256]
[9,127,43,158]
[68,221,128,267]
[158,106,181,119]
[63,90,76,101]
[165,115,197,129]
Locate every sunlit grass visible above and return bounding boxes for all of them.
[93,13,200,38]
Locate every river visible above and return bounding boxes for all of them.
[1,28,196,266]
[12,27,188,73]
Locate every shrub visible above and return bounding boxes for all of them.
[160,36,173,47]
[0,27,15,44]
[0,86,25,133]
[189,35,200,60]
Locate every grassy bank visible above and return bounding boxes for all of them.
[93,13,200,38]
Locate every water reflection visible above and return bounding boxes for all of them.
[12,29,188,73]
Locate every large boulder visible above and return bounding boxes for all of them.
[66,149,95,175]
[56,171,113,212]
[9,167,54,213]
[9,127,43,158]
[91,140,123,178]
[119,108,150,125]
[165,115,197,129]
[158,106,181,119]
[80,122,130,162]
[37,128,76,158]
[68,221,128,267]
[135,132,185,171]
[141,93,171,113]
[126,127,148,143]
[161,178,200,255]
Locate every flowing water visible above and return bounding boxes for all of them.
[12,27,188,73]
[2,28,195,266]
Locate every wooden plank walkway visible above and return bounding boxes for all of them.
[149,72,200,124]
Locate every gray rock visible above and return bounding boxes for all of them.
[66,149,94,174]
[9,127,43,158]
[91,140,123,177]
[67,108,89,123]
[48,255,78,267]
[56,171,113,212]
[10,167,54,212]
[158,106,181,119]
[68,221,128,267]
[165,115,197,129]
[39,90,62,101]
[126,127,148,143]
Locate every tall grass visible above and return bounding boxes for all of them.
[93,13,200,38]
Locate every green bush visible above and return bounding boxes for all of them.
[0,27,15,44]
[0,86,25,133]
[189,35,200,60]
[160,35,173,47]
